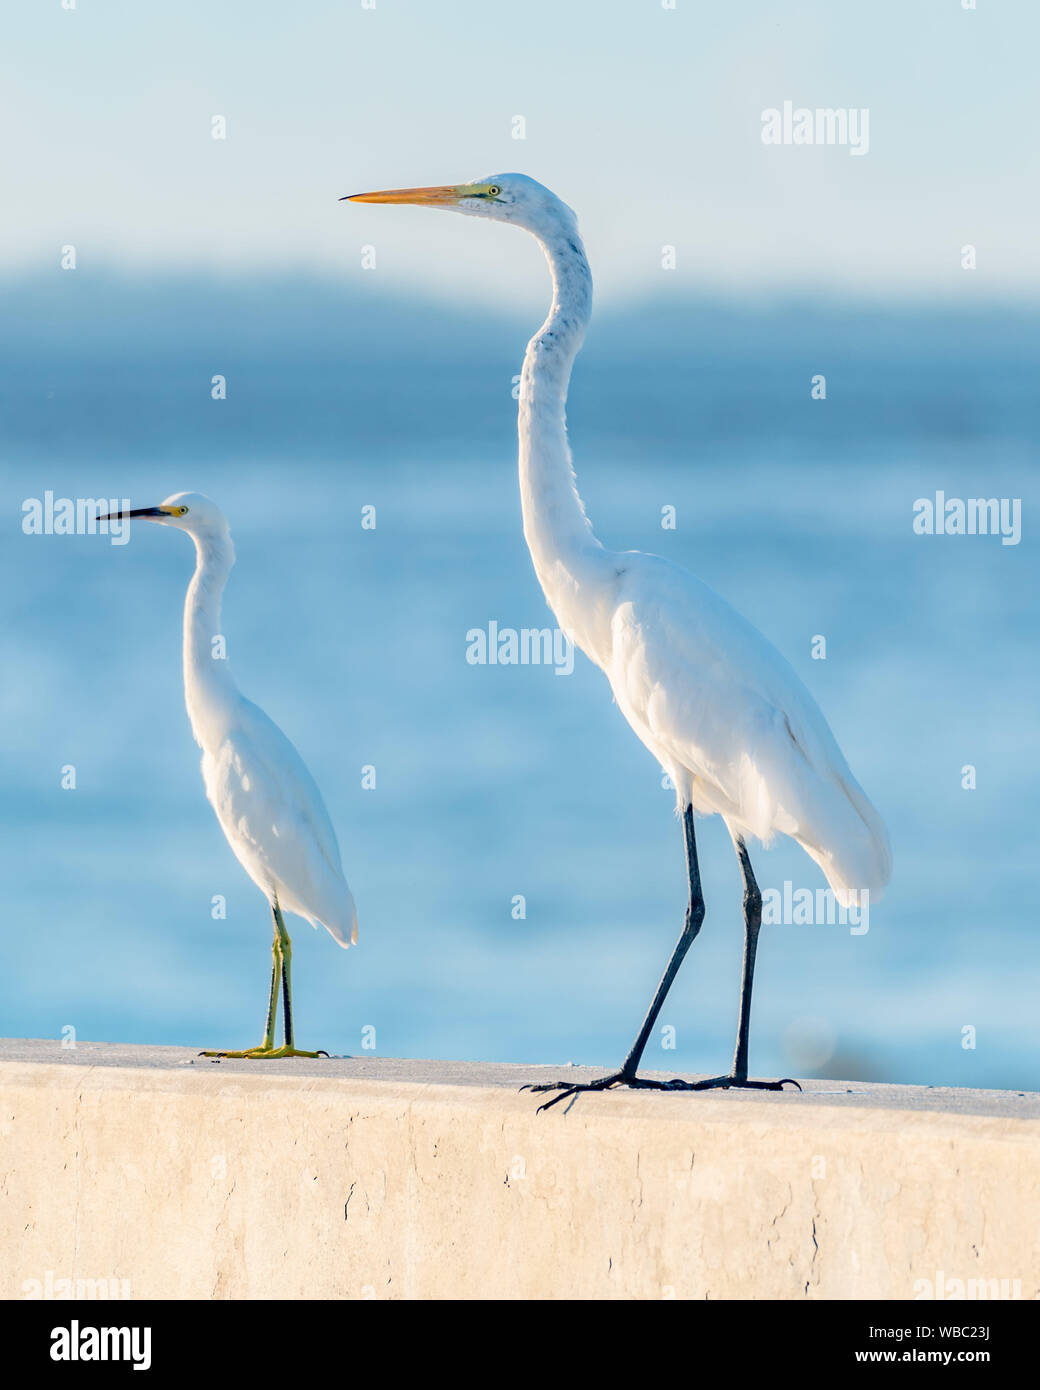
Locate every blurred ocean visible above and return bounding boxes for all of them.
[2,273,1037,1089]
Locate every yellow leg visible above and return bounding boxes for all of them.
[201,902,329,1059]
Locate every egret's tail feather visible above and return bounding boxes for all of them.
[308,893,358,949]
[796,773,891,908]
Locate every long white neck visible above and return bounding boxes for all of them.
[182,529,239,745]
[518,223,614,660]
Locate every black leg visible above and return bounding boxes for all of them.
[524,821,800,1109]
[731,836,761,1081]
[524,804,706,1109]
[620,802,704,1076]
[680,837,799,1095]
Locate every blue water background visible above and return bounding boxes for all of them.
[1,274,1036,1089]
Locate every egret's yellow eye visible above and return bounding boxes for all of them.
[486,185,501,197]
[175,506,189,516]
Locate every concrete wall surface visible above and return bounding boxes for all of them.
[2,1041,1037,1300]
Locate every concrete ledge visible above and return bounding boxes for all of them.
[2,1040,1038,1300]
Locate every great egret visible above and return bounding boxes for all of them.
[97,493,357,1058]
[346,175,891,1108]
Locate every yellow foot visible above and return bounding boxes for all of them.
[200,1045,330,1059]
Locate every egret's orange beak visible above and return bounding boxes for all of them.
[341,184,465,206]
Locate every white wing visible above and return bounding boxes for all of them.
[606,552,891,904]
[200,697,358,947]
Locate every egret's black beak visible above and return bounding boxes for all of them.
[97,506,164,522]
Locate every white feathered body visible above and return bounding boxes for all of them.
[197,696,358,947]
[513,201,890,908]
[576,551,891,905]
[177,513,358,949]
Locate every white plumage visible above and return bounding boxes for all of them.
[349,173,890,1100]
[101,491,355,1058]
[601,554,891,907]
[170,492,357,949]
[200,698,358,947]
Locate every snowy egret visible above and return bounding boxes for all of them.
[346,175,890,1107]
[97,493,357,1058]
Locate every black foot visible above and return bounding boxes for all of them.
[521,1071,643,1112]
[686,1074,802,1093]
[521,1071,801,1112]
